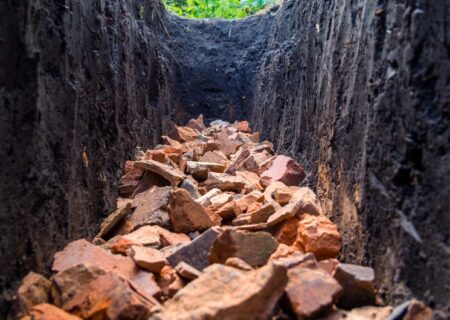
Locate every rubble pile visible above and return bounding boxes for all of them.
[16,116,432,320]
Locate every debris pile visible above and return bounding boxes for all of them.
[17,116,432,319]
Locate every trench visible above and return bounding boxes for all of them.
[0,0,449,318]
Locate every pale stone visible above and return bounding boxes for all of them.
[289,187,323,215]
[168,188,219,234]
[151,263,287,320]
[132,246,168,272]
[195,188,222,207]
[204,172,247,192]
[95,202,132,240]
[286,267,342,319]
[209,229,279,267]
[134,160,185,186]
[175,262,202,280]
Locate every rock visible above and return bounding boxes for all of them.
[51,264,106,309]
[400,299,433,320]
[64,272,157,320]
[246,201,263,213]
[225,149,251,174]
[323,306,393,320]
[241,150,273,173]
[248,132,260,143]
[180,177,201,199]
[214,132,243,157]
[274,186,301,205]
[109,237,134,255]
[199,151,228,165]
[285,267,342,319]
[387,299,433,320]
[224,257,253,271]
[235,190,264,212]
[161,136,183,149]
[247,202,276,224]
[232,222,269,231]
[257,154,276,171]
[273,252,318,269]
[231,213,252,226]
[131,171,171,197]
[186,114,205,131]
[232,132,253,144]
[197,186,207,195]
[209,192,233,206]
[95,202,132,240]
[118,163,144,196]
[294,214,341,260]
[210,119,230,127]
[235,170,263,192]
[204,172,247,192]
[157,266,185,299]
[158,228,192,247]
[260,155,306,187]
[166,227,222,271]
[119,225,190,249]
[93,221,134,244]
[263,180,287,202]
[289,187,323,215]
[318,259,339,275]
[274,217,300,246]
[175,262,202,280]
[151,263,287,320]
[195,188,221,206]
[132,246,168,272]
[159,145,184,164]
[134,160,185,186]
[18,272,52,312]
[187,161,226,175]
[21,303,82,320]
[117,196,133,207]
[173,125,199,142]
[191,142,208,159]
[269,243,299,262]
[52,240,160,301]
[252,141,274,154]
[204,139,219,152]
[333,263,376,309]
[168,188,219,233]
[145,149,177,167]
[209,229,279,267]
[130,186,172,231]
[236,120,251,133]
[266,201,303,227]
[207,200,240,220]
[387,300,414,320]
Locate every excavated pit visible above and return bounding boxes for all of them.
[0,0,449,318]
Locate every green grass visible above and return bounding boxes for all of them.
[163,0,278,19]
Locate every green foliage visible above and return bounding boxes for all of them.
[163,0,277,19]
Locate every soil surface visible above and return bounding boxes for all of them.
[0,0,449,318]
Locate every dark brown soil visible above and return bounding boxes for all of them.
[250,1,450,318]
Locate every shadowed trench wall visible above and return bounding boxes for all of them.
[0,0,177,313]
[0,0,449,318]
[250,1,449,317]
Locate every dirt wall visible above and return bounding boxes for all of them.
[0,0,176,314]
[251,0,450,317]
[161,12,274,124]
